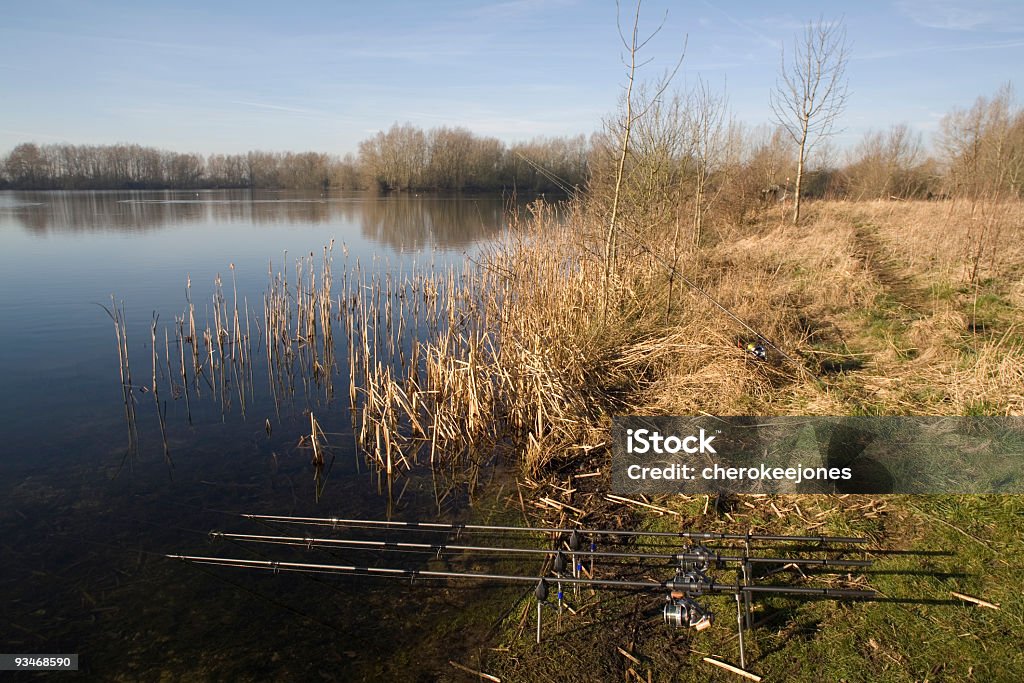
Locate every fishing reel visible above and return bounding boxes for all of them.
[668,569,713,595]
[676,545,718,573]
[663,568,714,631]
[663,595,713,631]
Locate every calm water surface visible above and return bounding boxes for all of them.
[0,189,521,680]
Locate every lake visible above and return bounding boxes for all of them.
[0,189,525,680]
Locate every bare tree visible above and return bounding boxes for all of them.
[770,17,849,224]
[602,0,683,310]
[938,83,1023,202]
[845,124,923,200]
[686,77,729,246]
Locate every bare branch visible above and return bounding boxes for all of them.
[769,16,849,224]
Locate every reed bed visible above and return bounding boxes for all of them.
[111,197,1024,497]
[108,198,809,490]
[340,198,792,481]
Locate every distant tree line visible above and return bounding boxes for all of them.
[355,124,589,192]
[2,84,1021,202]
[0,127,589,193]
[0,142,340,191]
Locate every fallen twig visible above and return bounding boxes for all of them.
[448,660,501,682]
[605,494,680,516]
[951,591,1000,610]
[702,656,761,681]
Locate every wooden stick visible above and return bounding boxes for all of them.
[539,497,585,515]
[702,657,762,681]
[605,494,680,516]
[448,660,500,682]
[951,591,1000,610]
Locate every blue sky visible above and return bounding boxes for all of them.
[1,0,1022,156]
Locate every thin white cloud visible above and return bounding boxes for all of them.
[698,0,781,50]
[230,100,327,116]
[896,0,1024,32]
[856,37,1024,60]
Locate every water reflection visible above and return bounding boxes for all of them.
[0,187,521,680]
[2,189,510,249]
[358,196,509,250]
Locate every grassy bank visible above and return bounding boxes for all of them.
[402,197,1024,681]
[405,197,1023,464]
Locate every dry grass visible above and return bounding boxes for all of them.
[337,195,1023,488]
[112,197,1024,496]
[850,198,1024,284]
[614,199,1024,418]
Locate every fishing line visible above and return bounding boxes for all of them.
[512,151,577,196]
[624,236,881,414]
[184,557,348,636]
[635,241,807,369]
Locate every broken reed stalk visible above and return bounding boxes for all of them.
[229,263,245,417]
[150,313,172,468]
[103,296,139,464]
[308,412,334,501]
[186,275,201,394]
[177,315,192,423]
[164,327,173,397]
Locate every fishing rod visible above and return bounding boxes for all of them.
[169,551,875,666]
[174,509,881,674]
[209,531,873,568]
[242,514,870,545]
[218,522,871,665]
[168,554,875,598]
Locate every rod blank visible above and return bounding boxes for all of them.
[242,514,870,545]
[168,554,877,598]
[211,531,872,567]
